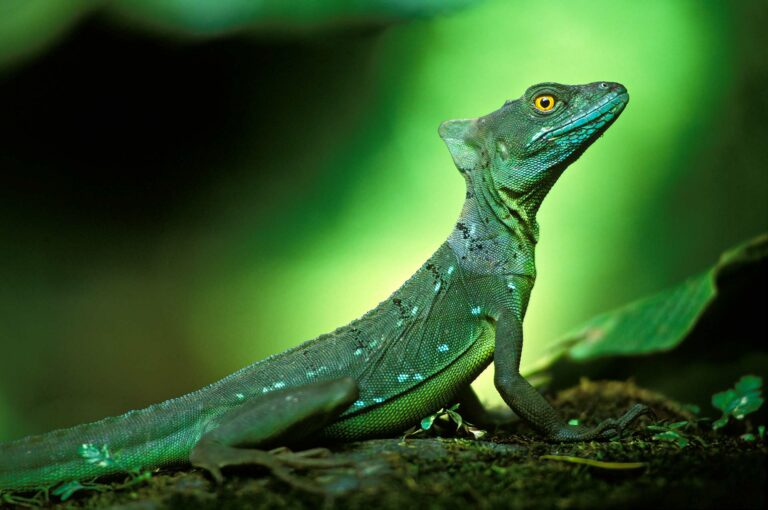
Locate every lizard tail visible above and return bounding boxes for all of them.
[0,397,204,490]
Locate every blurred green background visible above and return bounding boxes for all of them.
[0,0,766,440]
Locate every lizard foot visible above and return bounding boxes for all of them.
[268,446,333,459]
[190,441,349,493]
[552,403,652,441]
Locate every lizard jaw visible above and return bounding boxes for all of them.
[526,90,629,150]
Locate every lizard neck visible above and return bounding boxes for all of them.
[447,166,550,278]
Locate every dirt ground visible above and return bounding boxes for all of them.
[3,380,765,510]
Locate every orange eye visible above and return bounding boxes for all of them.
[533,94,556,112]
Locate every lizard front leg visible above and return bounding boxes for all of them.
[189,377,358,491]
[492,310,648,441]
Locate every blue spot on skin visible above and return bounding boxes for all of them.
[507,282,516,290]
[411,306,419,315]
[434,281,442,292]
[414,373,425,381]
[307,366,328,377]
[235,393,245,401]
[447,266,455,275]
[373,397,384,403]
[353,400,365,407]
[437,343,449,353]
[353,348,364,356]
[262,381,287,393]
[397,374,409,383]
[471,306,482,316]
[396,319,404,327]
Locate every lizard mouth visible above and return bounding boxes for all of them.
[526,91,629,149]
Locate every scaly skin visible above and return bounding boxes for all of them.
[0,82,647,492]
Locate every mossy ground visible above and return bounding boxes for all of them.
[4,380,765,510]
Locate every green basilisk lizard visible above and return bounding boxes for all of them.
[0,81,647,493]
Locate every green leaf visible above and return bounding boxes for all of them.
[652,430,681,441]
[759,425,766,440]
[652,430,689,448]
[466,426,487,440]
[712,389,739,413]
[711,375,764,429]
[446,409,463,430]
[421,414,437,431]
[52,480,86,501]
[735,375,762,394]
[528,234,767,370]
[740,433,755,442]
[734,399,764,420]
[568,418,580,426]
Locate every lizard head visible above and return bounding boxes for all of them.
[439,81,628,206]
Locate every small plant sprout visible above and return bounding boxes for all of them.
[52,481,97,501]
[402,404,486,441]
[740,424,767,443]
[711,375,764,431]
[646,421,700,448]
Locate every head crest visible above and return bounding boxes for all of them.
[438,118,481,171]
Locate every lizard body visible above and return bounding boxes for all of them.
[0,82,646,492]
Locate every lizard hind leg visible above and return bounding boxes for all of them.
[189,377,358,491]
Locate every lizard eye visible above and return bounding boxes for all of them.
[533,94,556,112]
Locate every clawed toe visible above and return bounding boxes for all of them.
[552,402,652,441]
[270,447,332,459]
[616,403,652,431]
[598,403,652,439]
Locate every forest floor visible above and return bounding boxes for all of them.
[3,380,766,510]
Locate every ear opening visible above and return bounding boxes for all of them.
[438,118,481,172]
